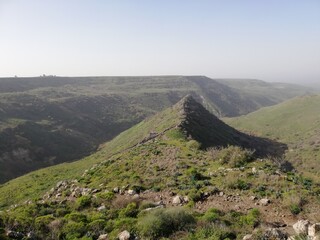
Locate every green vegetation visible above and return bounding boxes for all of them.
[0,76,312,183]
[0,93,319,239]
[226,95,320,179]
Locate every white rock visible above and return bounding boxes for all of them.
[259,198,270,206]
[97,205,106,211]
[172,195,182,204]
[118,230,130,240]
[127,189,136,195]
[243,234,252,240]
[308,223,320,238]
[183,196,189,203]
[293,220,310,235]
[98,233,108,240]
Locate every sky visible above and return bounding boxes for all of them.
[0,0,319,83]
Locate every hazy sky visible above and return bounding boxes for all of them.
[0,0,319,83]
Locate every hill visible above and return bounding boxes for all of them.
[0,76,312,183]
[216,78,314,108]
[0,96,318,240]
[226,95,320,179]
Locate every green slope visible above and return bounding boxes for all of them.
[0,76,312,183]
[226,95,320,178]
[0,97,318,240]
[0,96,282,209]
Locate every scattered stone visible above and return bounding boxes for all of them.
[293,220,310,235]
[132,194,140,200]
[98,233,108,240]
[6,230,25,239]
[249,196,257,201]
[263,228,287,240]
[97,205,106,211]
[219,191,224,196]
[172,195,182,204]
[308,223,320,238]
[127,189,136,195]
[183,196,189,203]
[118,230,130,240]
[243,234,253,240]
[259,198,270,206]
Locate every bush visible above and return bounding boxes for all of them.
[218,146,254,167]
[137,208,195,239]
[187,140,201,150]
[96,191,115,201]
[228,179,251,190]
[62,221,86,239]
[290,204,302,215]
[186,167,203,181]
[202,208,222,222]
[188,223,236,240]
[119,202,139,218]
[239,208,260,228]
[76,195,92,209]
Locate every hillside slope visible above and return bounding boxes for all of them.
[226,95,320,179]
[0,95,285,209]
[0,96,317,240]
[0,76,311,183]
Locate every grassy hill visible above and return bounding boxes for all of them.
[0,76,313,183]
[0,96,318,240]
[226,95,320,179]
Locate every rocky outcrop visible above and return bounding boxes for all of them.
[293,220,310,235]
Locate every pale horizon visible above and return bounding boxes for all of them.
[0,0,319,84]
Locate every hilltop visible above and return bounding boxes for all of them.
[0,76,312,183]
[1,96,318,240]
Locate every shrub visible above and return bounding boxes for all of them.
[137,208,195,239]
[239,208,260,228]
[188,189,202,202]
[290,204,302,215]
[186,167,202,181]
[202,208,223,222]
[62,221,86,239]
[35,215,55,233]
[218,146,254,167]
[65,212,87,223]
[76,195,92,210]
[187,140,201,150]
[119,202,139,218]
[228,179,251,190]
[96,191,115,201]
[188,223,236,240]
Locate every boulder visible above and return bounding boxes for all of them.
[97,205,106,211]
[127,189,136,195]
[113,187,119,193]
[118,230,130,240]
[263,228,287,240]
[98,233,108,240]
[293,220,310,235]
[259,198,270,206]
[172,195,182,204]
[243,234,253,240]
[308,223,320,238]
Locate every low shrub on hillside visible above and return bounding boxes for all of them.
[137,207,195,239]
[217,146,254,167]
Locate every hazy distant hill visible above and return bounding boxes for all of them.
[215,78,314,107]
[0,76,312,183]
